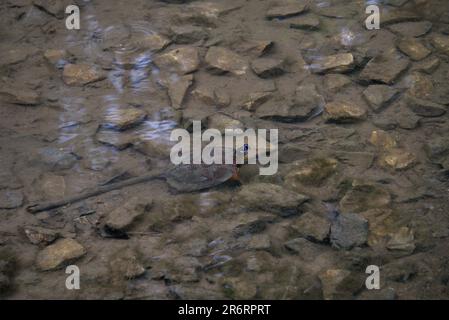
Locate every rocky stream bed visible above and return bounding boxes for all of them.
[1,0,449,299]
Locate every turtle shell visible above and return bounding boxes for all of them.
[165,163,235,192]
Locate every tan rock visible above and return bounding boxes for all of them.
[380,148,416,170]
[153,47,200,75]
[62,63,104,86]
[324,100,367,122]
[310,53,354,74]
[102,107,147,131]
[36,239,86,271]
[369,130,397,151]
[205,46,248,75]
[397,38,431,61]
[266,3,308,19]
[431,34,449,56]
[0,87,40,105]
[168,74,193,109]
[105,197,152,231]
[387,227,415,253]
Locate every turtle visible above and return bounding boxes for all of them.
[27,147,244,213]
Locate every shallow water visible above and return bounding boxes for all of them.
[1,0,449,299]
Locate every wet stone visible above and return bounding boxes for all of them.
[387,227,415,254]
[43,49,69,68]
[310,53,355,74]
[324,100,367,123]
[239,91,272,111]
[379,148,416,170]
[290,212,330,242]
[284,238,322,261]
[109,247,145,279]
[0,47,29,67]
[131,33,171,52]
[265,3,308,20]
[285,157,338,187]
[431,34,449,56]
[0,87,40,105]
[323,74,351,92]
[0,189,24,209]
[363,85,398,112]
[424,137,449,167]
[41,173,66,199]
[330,213,369,250]
[318,269,351,300]
[205,47,248,76]
[234,40,274,58]
[102,107,147,131]
[38,147,78,171]
[288,14,320,30]
[388,21,432,38]
[406,72,434,98]
[36,238,86,271]
[207,113,244,133]
[105,197,152,232]
[359,54,410,85]
[170,25,208,44]
[236,183,309,217]
[153,47,200,75]
[247,234,272,251]
[24,226,59,246]
[62,64,105,86]
[413,57,440,74]
[168,74,194,109]
[257,83,324,122]
[369,130,397,151]
[95,129,135,150]
[405,95,446,117]
[251,58,285,79]
[339,182,391,214]
[397,38,431,61]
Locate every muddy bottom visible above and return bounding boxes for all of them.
[1,0,449,299]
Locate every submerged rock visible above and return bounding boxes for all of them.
[43,49,70,68]
[153,47,200,75]
[369,130,397,151]
[310,53,355,74]
[324,100,367,123]
[0,189,24,209]
[397,38,431,61]
[388,21,432,38]
[234,40,274,58]
[205,47,248,75]
[290,212,330,242]
[207,113,244,133]
[36,239,86,271]
[323,74,352,92]
[285,158,338,187]
[339,182,391,214]
[102,107,147,130]
[251,58,285,78]
[105,197,152,232]
[330,213,368,249]
[431,34,449,56]
[319,269,357,300]
[266,3,308,20]
[24,226,59,246]
[363,85,398,112]
[109,247,145,279]
[257,83,324,122]
[236,183,309,217]
[131,33,171,52]
[359,54,409,84]
[380,148,416,170]
[239,91,272,111]
[62,64,105,86]
[170,25,208,44]
[33,0,66,19]
[386,227,415,254]
[167,74,194,109]
[413,57,440,74]
[0,87,40,105]
[288,14,320,30]
[406,95,446,117]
